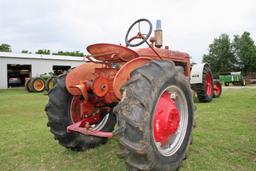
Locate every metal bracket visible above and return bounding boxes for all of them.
[69,80,89,101]
[67,118,113,138]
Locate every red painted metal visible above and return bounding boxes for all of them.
[136,48,191,77]
[67,119,113,138]
[69,80,89,101]
[68,95,112,138]
[153,91,180,146]
[66,63,103,95]
[93,76,109,97]
[206,73,213,96]
[93,68,119,104]
[113,57,152,99]
[214,82,221,96]
[87,43,139,62]
[70,96,95,123]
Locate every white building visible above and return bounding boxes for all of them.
[0,52,85,89]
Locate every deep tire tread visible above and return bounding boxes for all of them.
[119,137,147,154]
[45,74,116,151]
[191,65,213,102]
[114,60,194,171]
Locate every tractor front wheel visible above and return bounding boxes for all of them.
[45,77,56,92]
[31,77,46,92]
[25,78,33,92]
[114,60,194,170]
[45,74,116,151]
[213,79,222,98]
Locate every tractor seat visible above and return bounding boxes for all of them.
[87,43,139,62]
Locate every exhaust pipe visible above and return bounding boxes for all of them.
[155,20,163,48]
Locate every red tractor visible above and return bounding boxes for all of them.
[45,19,217,170]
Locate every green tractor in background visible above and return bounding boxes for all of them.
[25,73,57,93]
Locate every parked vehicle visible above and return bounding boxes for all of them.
[8,77,22,87]
[8,70,22,87]
[219,72,245,86]
[45,19,221,170]
[25,73,57,93]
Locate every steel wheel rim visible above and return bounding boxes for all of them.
[214,83,221,96]
[91,114,109,130]
[153,85,188,156]
[34,80,44,91]
[48,79,54,89]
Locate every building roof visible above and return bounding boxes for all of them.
[0,52,84,61]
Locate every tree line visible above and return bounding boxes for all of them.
[203,32,256,75]
[0,44,84,57]
[1,31,256,74]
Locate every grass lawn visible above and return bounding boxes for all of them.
[0,88,255,171]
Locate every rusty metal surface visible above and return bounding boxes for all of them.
[66,62,103,95]
[92,76,109,97]
[136,48,190,76]
[136,48,189,59]
[94,68,119,104]
[87,43,139,62]
[69,80,89,101]
[113,57,152,99]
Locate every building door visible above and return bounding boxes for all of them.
[7,64,31,87]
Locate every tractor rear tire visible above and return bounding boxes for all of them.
[31,77,46,92]
[45,74,116,151]
[25,78,33,92]
[191,65,213,102]
[213,79,222,98]
[114,60,194,171]
[45,77,56,92]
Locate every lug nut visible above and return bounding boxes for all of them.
[171,93,177,100]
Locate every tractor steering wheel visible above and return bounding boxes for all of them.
[125,18,153,47]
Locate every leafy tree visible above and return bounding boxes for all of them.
[52,51,84,57]
[0,43,12,52]
[36,49,51,55]
[232,32,256,73]
[21,50,31,54]
[203,34,236,75]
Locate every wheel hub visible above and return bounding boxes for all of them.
[34,80,44,91]
[214,83,221,95]
[153,91,180,146]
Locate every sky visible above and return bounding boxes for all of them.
[0,0,255,63]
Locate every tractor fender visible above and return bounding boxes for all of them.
[190,63,209,84]
[113,57,152,99]
[66,62,103,95]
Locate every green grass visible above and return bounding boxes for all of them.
[0,88,255,171]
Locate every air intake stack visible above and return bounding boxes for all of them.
[155,20,163,48]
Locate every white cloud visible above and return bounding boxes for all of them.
[0,0,255,62]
